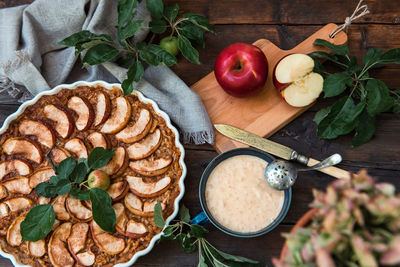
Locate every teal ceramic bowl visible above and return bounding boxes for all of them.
[192,147,291,238]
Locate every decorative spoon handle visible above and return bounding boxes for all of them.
[298,154,342,172]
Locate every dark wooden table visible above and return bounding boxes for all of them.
[1,0,400,266]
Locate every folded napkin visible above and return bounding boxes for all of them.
[0,0,214,145]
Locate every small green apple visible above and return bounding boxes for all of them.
[88,170,110,190]
[160,36,179,56]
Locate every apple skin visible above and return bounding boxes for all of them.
[87,170,110,190]
[272,55,292,95]
[214,43,268,98]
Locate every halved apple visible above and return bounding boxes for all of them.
[6,213,25,246]
[273,53,324,107]
[53,194,70,221]
[67,96,94,131]
[100,97,131,134]
[98,147,128,176]
[107,181,129,201]
[64,138,88,159]
[29,167,55,188]
[90,221,125,255]
[28,239,46,257]
[67,222,93,266]
[0,159,32,181]
[2,137,43,164]
[66,197,92,222]
[87,132,108,149]
[93,91,111,126]
[124,192,164,217]
[129,157,172,176]
[2,177,31,194]
[127,129,162,160]
[44,104,74,138]
[48,222,74,267]
[50,147,71,165]
[127,176,171,198]
[115,109,152,143]
[18,119,55,148]
[0,185,7,200]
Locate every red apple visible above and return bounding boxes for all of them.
[88,170,110,190]
[214,43,268,98]
[273,54,323,107]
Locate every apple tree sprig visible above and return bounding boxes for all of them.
[20,147,115,242]
[153,202,261,267]
[309,39,400,147]
[58,0,215,96]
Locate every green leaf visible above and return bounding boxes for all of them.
[120,20,143,40]
[314,106,332,125]
[179,204,190,223]
[323,72,353,97]
[181,21,205,47]
[146,0,164,19]
[351,110,376,147]
[56,157,76,179]
[313,60,325,75]
[118,0,137,28]
[70,187,91,200]
[89,188,116,232]
[35,182,58,198]
[75,39,106,56]
[122,60,144,95]
[308,51,346,68]
[149,19,167,34]
[381,48,400,64]
[59,30,112,47]
[153,200,166,228]
[190,224,208,238]
[182,233,196,252]
[198,250,208,267]
[87,147,114,169]
[363,48,383,69]
[82,44,119,66]
[20,204,55,242]
[116,54,135,66]
[313,39,349,55]
[184,13,215,33]
[164,4,179,22]
[54,178,72,195]
[69,162,88,183]
[139,44,177,66]
[366,79,394,116]
[317,97,366,139]
[178,35,200,64]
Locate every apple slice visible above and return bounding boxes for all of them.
[29,167,55,188]
[67,96,94,131]
[44,104,74,139]
[2,137,43,164]
[6,214,25,246]
[90,221,125,255]
[87,132,108,149]
[113,203,148,238]
[38,195,51,205]
[66,197,92,222]
[0,203,9,218]
[50,147,71,165]
[64,138,88,159]
[107,181,129,201]
[98,147,128,176]
[127,129,162,160]
[93,91,111,126]
[273,53,324,107]
[76,251,95,266]
[129,157,172,176]
[115,109,152,143]
[48,222,74,267]
[143,199,165,214]
[113,203,128,235]
[100,97,131,134]
[0,185,7,200]
[3,197,33,213]
[126,220,148,238]
[2,177,31,194]
[0,159,32,181]
[53,194,70,221]
[124,192,165,217]
[67,223,89,256]
[127,176,171,198]
[28,239,46,257]
[18,119,55,148]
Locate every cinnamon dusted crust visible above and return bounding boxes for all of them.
[0,85,183,266]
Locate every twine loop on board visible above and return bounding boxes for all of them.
[330,0,370,38]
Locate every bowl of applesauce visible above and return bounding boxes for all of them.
[195,147,291,238]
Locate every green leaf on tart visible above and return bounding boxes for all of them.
[87,147,115,169]
[146,0,164,19]
[56,157,76,179]
[70,186,91,200]
[178,35,200,64]
[313,39,349,55]
[89,188,116,232]
[82,44,119,66]
[20,204,55,242]
[323,72,353,98]
[153,200,166,228]
[69,162,89,183]
[164,4,179,22]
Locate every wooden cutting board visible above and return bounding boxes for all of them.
[191,23,348,153]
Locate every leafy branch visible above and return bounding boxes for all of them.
[59,0,214,96]
[309,39,400,147]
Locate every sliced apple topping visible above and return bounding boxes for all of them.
[6,214,25,246]
[18,120,55,148]
[44,104,74,139]
[3,197,33,214]
[115,109,152,143]
[127,176,171,198]
[67,223,89,260]
[2,137,43,164]
[50,147,71,165]
[66,197,92,222]
[143,198,165,214]
[48,222,74,267]
[0,203,9,218]
[64,138,88,159]
[129,157,172,176]
[90,221,125,255]
[113,203,128,235]
[127,129,162,160]
[100,96,131,134]
[126,220,148,238]
[0,159,32,181]
[87,132,108,149]
[38,195,51,205]
[93,91,111,126]
[76,251,95,266]
[53,194,70,221]
[67,96,94,131]
[107,181,129,201]
[124,192,165,216]
[28,239,46,257]
[29,167,55,188]
[0,185,7,200]
[98,147,127,176]
[2,177,32,194]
